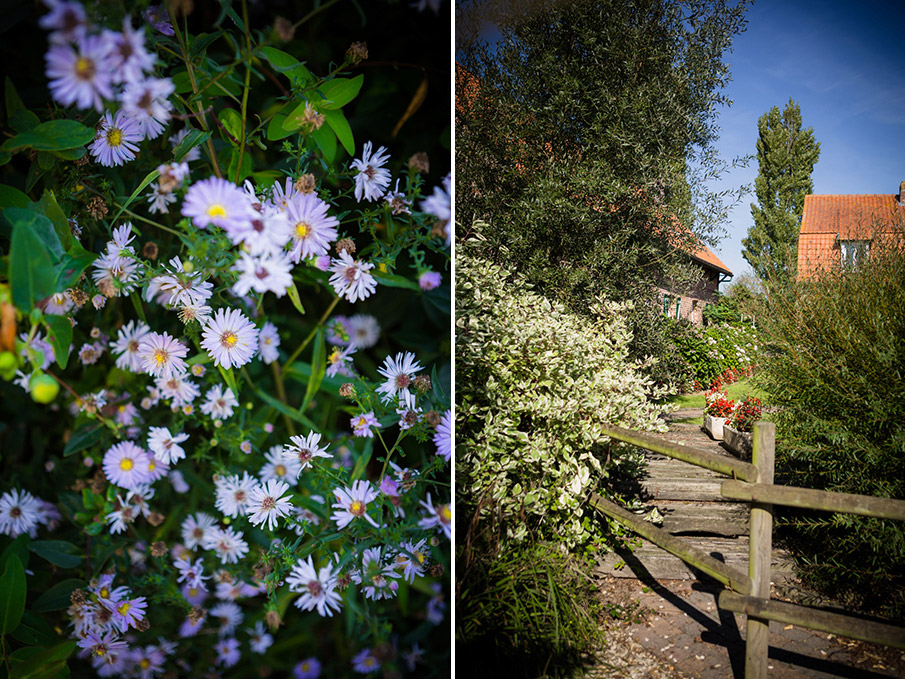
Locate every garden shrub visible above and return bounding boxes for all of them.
[667,319,758,390]
[456,228,669,552]
[0,1,450,676]
[756,240,905,620]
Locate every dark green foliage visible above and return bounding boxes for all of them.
[456,541,603,678]
[756,242,905,619]
[457,0,749,363]
[742,99,820,284]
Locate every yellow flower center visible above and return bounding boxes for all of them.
[148,459,156,472]
[207,203,227,219]
[140,659,151,669]
[75,57,95,80]
[220,331,238,348]
[416,551,426,564]
[120,458,134,471]
[328,348,342,365]
[295,221,310,238]
[117,602,131,615]
[350,500,365,516]
[153,349,168,365]
[106,128,123,147]
[275,465,286,476]
[439,505,451,523]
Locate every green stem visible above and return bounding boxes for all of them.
[292,0,344,30]
[377,430,406,482]
[169,9,223,179]
[271,361,296,437]
[235,0,253,184]
[283,296,340,367]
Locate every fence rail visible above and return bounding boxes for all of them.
[591,420,905,678]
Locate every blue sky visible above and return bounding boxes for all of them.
[710,0,905,286]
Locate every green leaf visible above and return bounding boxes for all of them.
[259,47,313,86]
[28,541,81,569]
[0,555,26,634]
[10,610,59,647]
[310,124,336,164]
[318,76,364,110]
[0,185,30,209]
[322,109,355,156]
[1,120,94,153]
[5,208,62,262]
[31,579,84,614]
[284,360,347,395]
[5,76,25,119]
[350,438,374,481]
[0,535,30,575]
[8,214,58,310]
[44,314,72,370]
[172,129,210,162]
[286,281,306,316]
[31,190,71,252]
[55,240,96,291]
[218,109,242,145]
[63,425,103,457]
[130,291,147,324]
[8,109,40,134]
[227,147,252,184]
[218,366,238,400]
[50,146,86,161]
[111,169,159,223]
[299,329,326,414]
[373,271,419,291]
[9,640,75,679]
[254,388,318,430]
[266,112,295,141]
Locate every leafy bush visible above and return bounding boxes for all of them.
[456,541,602,678]
[667,320,758,389]
[0,1,450,676]
[756,240,905,619]
[456,228,668,551]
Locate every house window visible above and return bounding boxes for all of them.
[840,240,870,268]
[675,297,681,319]
[662,295,671,316]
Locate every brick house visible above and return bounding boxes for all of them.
[797,182,905,281]
[657,240,733,326]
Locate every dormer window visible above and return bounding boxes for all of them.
[840,240,870,268]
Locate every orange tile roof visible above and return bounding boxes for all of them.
[687,241,732,276]
[797,194,905,280]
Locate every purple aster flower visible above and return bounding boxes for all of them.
[421,174,451,247]
[246,479,293,531]
[351,141,391,202]
[351,648,381,674]
[103,441,152,490]
[0,489,42,538]
[45,34,114,112]
[283,193,339,262]
[102,17,156,84]
[257,321,280,364]
[231,251,293,298]
[434,409,452,462]
[182,177,256,231]
[201,308,259,369]
[294,657,322,679]
[331,480,379,529]
[39,1,89,44]
[376,352,423,409]
[286,555,343,617]
[137,331,188,378]
[351,411,381,438]
[112,596,147,632]
[89,110,142,166]
[418,270,442,290]
[143,5,174,35]
[328,251,378,303]
[120,77,175,139]
[418,492,451,539]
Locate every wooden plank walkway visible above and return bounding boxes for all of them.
[599,414,794,583]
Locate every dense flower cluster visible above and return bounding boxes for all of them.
[728,396,763,432]
[0,1,451,676]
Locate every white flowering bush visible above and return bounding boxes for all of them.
[0,1,450,676]
[668,320,759,389]
[456,228,667,551]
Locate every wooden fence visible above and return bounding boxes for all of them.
[588,421,905,678]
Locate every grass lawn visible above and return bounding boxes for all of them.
[664,378,768,410]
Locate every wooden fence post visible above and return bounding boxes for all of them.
[746,421,775,678]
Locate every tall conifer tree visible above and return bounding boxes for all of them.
[742,99,820,283]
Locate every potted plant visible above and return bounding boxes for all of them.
[724,396,763,459]
[703,391,736,440]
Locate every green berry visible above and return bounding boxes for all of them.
[29,373,59,404]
